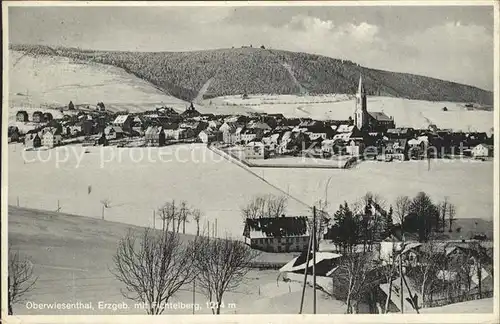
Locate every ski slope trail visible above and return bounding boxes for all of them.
[194,77,214,104]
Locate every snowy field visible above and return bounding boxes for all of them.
[205,94,494,133]
[7,144,311,237]
[8,143,494,239]
[255,158,494,222]
[8,50,189,114]
[8,206,337,315]
[420,298,493,314]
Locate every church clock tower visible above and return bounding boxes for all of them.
[354,75,367,130]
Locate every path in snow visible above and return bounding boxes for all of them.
[194,77,214,104]
[282,62,308,95]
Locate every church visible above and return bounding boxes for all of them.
[354,76,395,133]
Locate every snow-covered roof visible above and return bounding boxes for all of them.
[333,133,351,141]
[408,138,420,145]
[113,115,130,124]
[368,111,392,122]
[244,216,308,239]
[336,124,353,133]
[145,126,163,135]
[322,139,336,145]
[246,141,265,148]
[279,252,342,273]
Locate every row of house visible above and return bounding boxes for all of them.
[16,110,53,123]
[14,96,494,159]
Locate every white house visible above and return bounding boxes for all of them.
[472,144,494,158]
[234,127,245,143]
[244,141,269,159]
[42,130,62,148]
[321,139,336,154]
[346,140,362,156]
[241,129,257,144]
[198,130,218,144]
[219,122,238,144]
[112,114,133,132]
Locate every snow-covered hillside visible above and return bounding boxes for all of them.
[8,50,189,114]
[7,50,494,133]
[206,94,494,133]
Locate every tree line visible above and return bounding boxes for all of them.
[326,191,460,250]
[10,44,492,105]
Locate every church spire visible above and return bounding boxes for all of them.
[354,74,367,130]
[357,74,365,96]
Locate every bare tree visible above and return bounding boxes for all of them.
[468,242,488,298]
[100,198,112,219]
[111,229,197,314]
[241,195,266,220]
[157,200,178,232]
[447,203,456,233]
[335,252,373,314]
[449,247,474,298]
[192,208,202,236]
[194,235,259,314]
[394,196,411,228]
[179,201,190,234]
[8,247,38,315]
[408,241,442,307]
[266,194,288,218]
[362,192,386,210]
[241,194,288,219]
[101,198,112,208]
[438,197,449,233]
[382,259,397,313]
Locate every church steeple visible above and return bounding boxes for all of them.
[354,74,367,130]
[358,75,365,96]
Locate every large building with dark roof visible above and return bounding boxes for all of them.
[243,216,310,252]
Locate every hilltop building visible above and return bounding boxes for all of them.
[354,76,395,133]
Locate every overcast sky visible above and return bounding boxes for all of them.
[8,5,494,91]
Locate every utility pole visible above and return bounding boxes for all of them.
[313,206,317,314]
[192,278,196,314]
[17,196,19,207]
[299,231,313,314]
[153,210,155,229]
[102,205,104,220]
[215,218,218,238]
[399,245,404,314]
